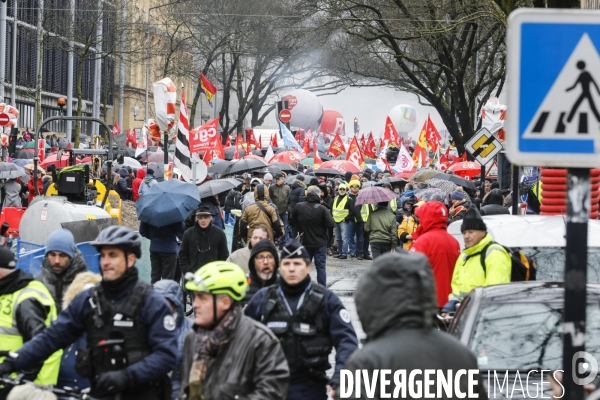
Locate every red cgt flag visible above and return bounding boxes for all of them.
[303,128,312,155]
[246,129,255,150]
[271,134,279,147]
[112,121,121,136]
[313,137,322,168]
[425,114,442,153]
[383,116,400,147]
[346,135,365,168]
[326,132,346,157]
[365,132,377,158]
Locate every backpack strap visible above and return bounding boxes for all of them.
[120,280,152,318]
[477,241,509,275]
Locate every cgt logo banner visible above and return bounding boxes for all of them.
[189,117,220,155]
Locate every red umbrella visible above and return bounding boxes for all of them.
[448,161,482,180]
[40,153,80,168]
[80,156,92,163]
[269,151,305,164]
[318,160,360,174]
[396,167,417,180]
[355,186,399,205]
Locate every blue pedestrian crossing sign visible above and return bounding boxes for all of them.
[506,9,600,167]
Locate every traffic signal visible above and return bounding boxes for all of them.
[353,117,359,134]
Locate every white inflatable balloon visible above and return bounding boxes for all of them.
[281,89,324,131]
[389,104,418,136]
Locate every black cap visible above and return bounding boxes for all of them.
[274,173,283,179]
[460,207,487,232]
[147,168,154,175]
[296,175,305,182]
[280,239,310,260]
[196,205,214,217]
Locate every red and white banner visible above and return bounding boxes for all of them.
[38,139,45,162]
[395,144,414,171]
[153,78,177,134]
[135,127,149,157]
[189,117,220,154]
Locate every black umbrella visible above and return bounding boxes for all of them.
[117,148,136,158]
[207,160,233,175]
[15,150,34,159]
[314,167,343,176]
[224,158,268,175]
[375,177,408,186]
[146,162,165,182]
[263,165,282,176]
[224,147,248,160]
[198,178,242,199]
[433,173,477,190]
[0,162,27,179]
[285,174,311,185]
[269,162,297,173]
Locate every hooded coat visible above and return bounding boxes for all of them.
[132,169,146,201]
[139,173,157,197]
[35,248,88,312]
[243,239,279,305]
[288,179,307,217]
[344,252,487,399]
[114,168,132,200]
[481,189,510,216]
[241,185,283,242]
[409,201,460,307]
[153,280,193,399]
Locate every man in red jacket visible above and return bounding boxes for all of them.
[409,201,460,309]
[132,168,146,201]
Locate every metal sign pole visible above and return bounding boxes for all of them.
[563,167,589,400]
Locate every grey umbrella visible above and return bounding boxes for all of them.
[0,162,27,179]
[269,162,297,173]
[198,178,242,199]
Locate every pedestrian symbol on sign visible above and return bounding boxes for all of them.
[524,34,600,140]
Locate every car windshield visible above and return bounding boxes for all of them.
[471,302,600,370]
[520,247,600,282]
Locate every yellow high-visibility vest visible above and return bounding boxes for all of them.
[360,204,376,221]
[332,195,350,223]
[0,280,62,384]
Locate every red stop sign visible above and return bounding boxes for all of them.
[0,113,10,126]
[279,109,292,124]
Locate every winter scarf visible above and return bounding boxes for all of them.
[188,305,240,399]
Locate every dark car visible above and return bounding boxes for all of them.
[448,281,600,399]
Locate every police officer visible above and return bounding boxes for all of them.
[0,244,62,397]
[245,240,359,400]
[0,226,178,400]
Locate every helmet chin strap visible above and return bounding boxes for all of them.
[210,294,233,329]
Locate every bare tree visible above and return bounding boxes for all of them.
[317,0,508,153]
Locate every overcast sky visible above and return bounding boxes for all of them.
[261,86,450,140]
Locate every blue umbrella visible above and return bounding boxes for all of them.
[136,180,201,227]
[10,159,31,167]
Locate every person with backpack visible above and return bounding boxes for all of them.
[441,208,511,316]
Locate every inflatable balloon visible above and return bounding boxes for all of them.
[281,89,323,131]
[318,110,346,139]
[389,104,418,136]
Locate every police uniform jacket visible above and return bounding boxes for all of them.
[245,278,358,388]
[10,271,178,391]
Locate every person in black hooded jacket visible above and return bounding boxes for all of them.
[481,188,510,216]
[242,238,279,305]
[342,252,487,399]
